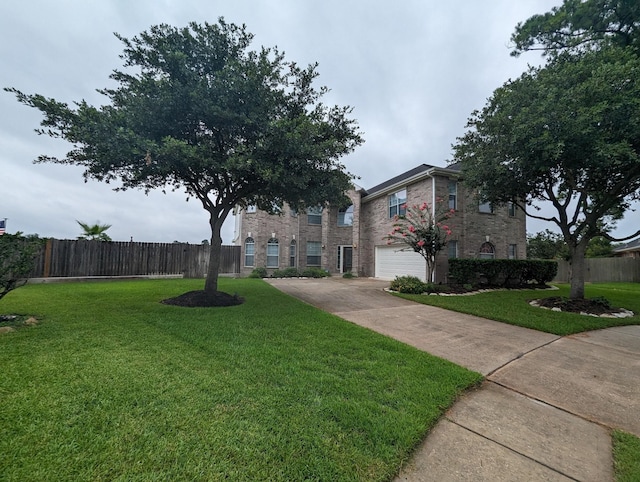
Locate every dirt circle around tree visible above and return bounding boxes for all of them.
[161,290,244,307]
[530,297,634,318]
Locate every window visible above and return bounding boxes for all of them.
[389,189,407,218]
[448,240,458,259]
[479,201,493,214]
[307,206,323,225]
[508,202,516,217]
[244,237,255,266]
[266,238,279,268]
[306,241,322,266]
[479,242,495,259]
[338,205,354,226]
[448,181,457,210]
[270,202,282,214]
[508,244,517,259]
[289,240,297,267]
[246,205,256,213]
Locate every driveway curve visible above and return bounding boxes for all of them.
[267,277,640,481]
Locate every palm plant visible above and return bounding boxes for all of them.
[76,221,112,241]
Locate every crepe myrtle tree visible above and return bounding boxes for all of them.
[384,200,454,283]
[6,20,362,304]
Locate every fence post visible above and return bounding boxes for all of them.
[43,238,53,278]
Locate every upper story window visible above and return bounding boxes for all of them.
[338,205,354,226]
[389,189,407,218]
[307,206,323,225]
[479,200,493,214]
[508,244,517,259]
[448,181,457,210]
[246,205,256,213]
[508,202,516,217]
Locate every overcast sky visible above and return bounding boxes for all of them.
[2,0,636,244]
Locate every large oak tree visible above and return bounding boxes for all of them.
[7,20,362,304]
[453,45,640,299]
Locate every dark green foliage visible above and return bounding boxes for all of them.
[300,267,330,278]
[249,267,268,278]
[0,234,45,301]
[6,19,362,295]
[270,268,300,278]
[76,220,112,241]
[448,259,558,287]
[282,267,300,277]
[511,0,640,57]
[527,230,568,260]
[342,271,354,279]
[389,276,429,294]
[454,44,640,299]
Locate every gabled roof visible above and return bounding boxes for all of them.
[364,164,434,197]
[362,163,461,200]
[614,238,640,253]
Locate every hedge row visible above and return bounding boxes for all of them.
[448,259,557,287]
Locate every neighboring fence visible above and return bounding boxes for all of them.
[554,258,640,283]
[29,239,240,278]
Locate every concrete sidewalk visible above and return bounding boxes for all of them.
[267,277,640,481]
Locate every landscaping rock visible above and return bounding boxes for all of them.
[0,326,16,334]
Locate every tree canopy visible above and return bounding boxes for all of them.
[511,0,640,57]
[453,45,640,298]
[7,20,363,301]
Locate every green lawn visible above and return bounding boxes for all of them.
[0,279,481,481]
[614,430,640,482]
[395,282,640,336]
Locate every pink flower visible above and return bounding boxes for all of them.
[421,202,428,210]
[446,230,452,236]
[417,240,425,247]
[408,225,416,233]
[442,225,449,230]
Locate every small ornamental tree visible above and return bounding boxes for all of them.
[384,200,454,282]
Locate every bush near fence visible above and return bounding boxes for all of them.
[29,239,240,279]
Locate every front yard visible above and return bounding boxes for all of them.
[394,282,640,336]
[0,278,480,481]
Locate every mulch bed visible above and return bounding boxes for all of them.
[161,290,244,307]
[533,296,623,315]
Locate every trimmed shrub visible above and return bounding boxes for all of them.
[342,271,354,279]
[301,267,330,278]
[282,267,300,278]
[448,259,557,287]
[248,267,268,278]
[389,275,429,294]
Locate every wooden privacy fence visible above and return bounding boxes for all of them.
[553,258,640,283]
[29,239,240,278]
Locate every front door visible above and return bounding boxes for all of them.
[338,246,353,273]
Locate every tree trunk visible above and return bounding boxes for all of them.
[568,240,587,299]
[204,216,223,295]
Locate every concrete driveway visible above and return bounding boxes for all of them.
[267,277,640,481]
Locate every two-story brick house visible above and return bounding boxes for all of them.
[234,163,526,283]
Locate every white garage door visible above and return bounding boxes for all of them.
[375,245,427,281]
